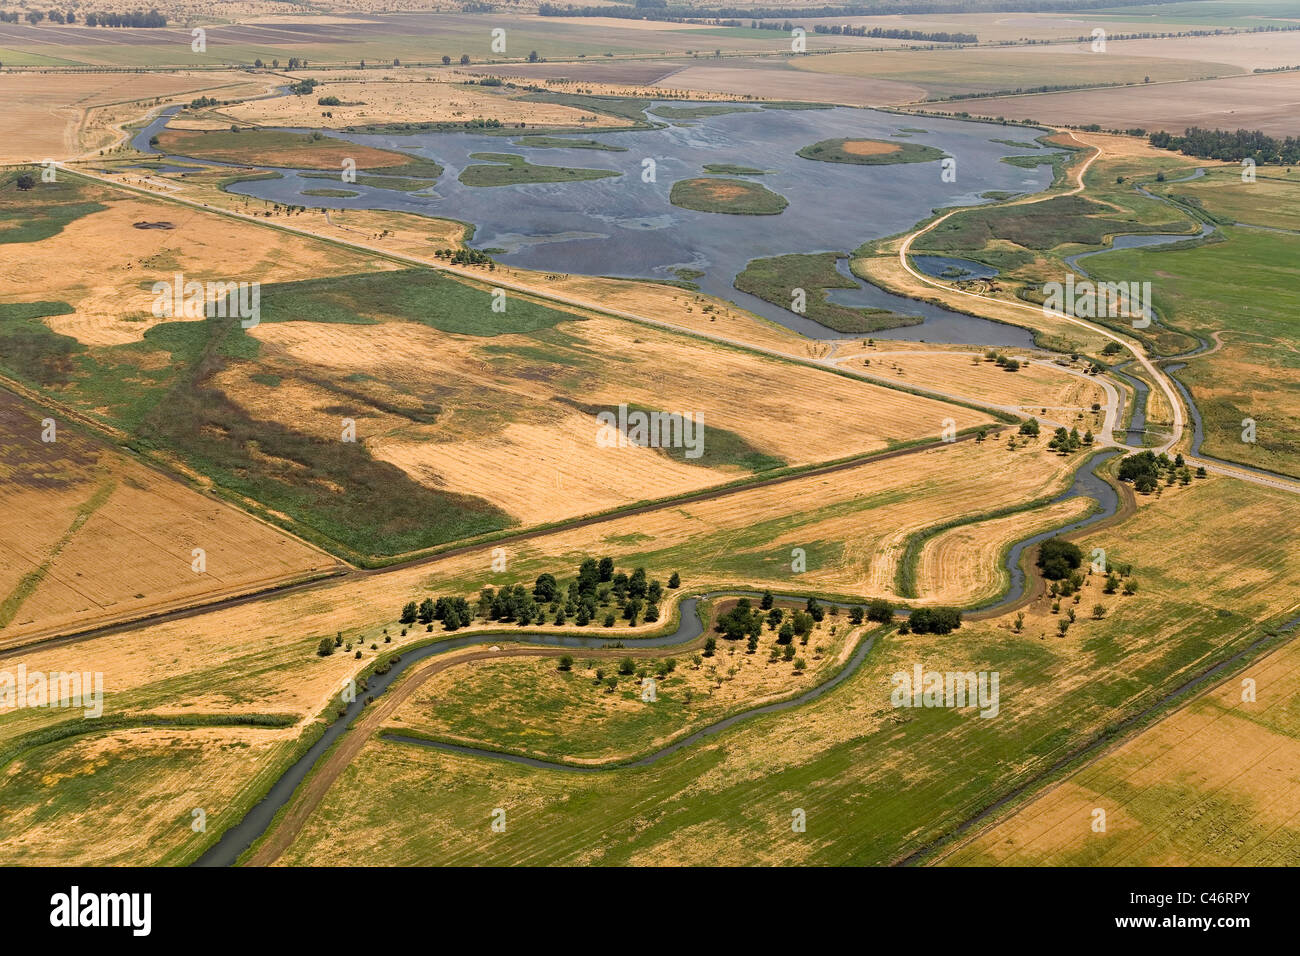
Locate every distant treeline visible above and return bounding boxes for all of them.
[705,18,974,41]
[541,0,1192,21]
[0,9,167,26]
[813,25,977,42]
[1150,128,1300,165]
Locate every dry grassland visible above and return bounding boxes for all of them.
[0,72,265,163]
[0,391,334,645]
[154,127,408,170]
[946,627,1300,866]
[844,350,1108,411]
[841,139,903,157]
[914,497,1093,605]
[217,71,632,129]
[240,311,991,524]
[0,183,391,348]
[0,725,299,866]
[155,200,814,358]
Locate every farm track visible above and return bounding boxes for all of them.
[894,133,1300,497]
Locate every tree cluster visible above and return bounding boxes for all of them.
[902,607,962,635]
[1149,127,1300,165]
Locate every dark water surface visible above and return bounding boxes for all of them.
[138,104,1050,343]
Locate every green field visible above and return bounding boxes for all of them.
[668,176,788,215]
[702,164,771,175]
[650,104,760,120]
[0,174,105,245]
[458,152,621,187]
[384,617,851,764]
[511,136,628,151]
[279,477,1300,865]
[1149,166,1300,233]
[1086,227,1300,477]
[734,252,921,334]
[0,262,607,558]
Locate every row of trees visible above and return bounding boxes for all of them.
[1150,127,1300,165]
[720,592,901,641]
[394,559,681,635]
[6,9,169,26]
[811,25,976,43]
[979,350,1022,372]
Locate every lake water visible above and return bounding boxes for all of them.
[139,103,1051,344]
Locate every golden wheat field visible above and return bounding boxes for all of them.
[0,391,335,646]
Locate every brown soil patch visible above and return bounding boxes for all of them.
[841,139,902,157]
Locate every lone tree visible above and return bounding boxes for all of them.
[1037,537,1083,580]
[866,598,894,623]
[15,173,35,190]
[317,637,334,656]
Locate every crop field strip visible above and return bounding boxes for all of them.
[3,14,1299,873]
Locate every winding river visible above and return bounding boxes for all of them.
[193,448,1123,867]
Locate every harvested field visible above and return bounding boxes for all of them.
[0,390,334,645]
[794,47,1235,100]
[0,71,264,163]
[960,71,1300,139]
[844,350,1109,412]
[945,623,1300,866]
[651,64,927,106]
[0,725,299,866]
[913,497,1094,605]
[218,71,631,130]
[1064,32,1300,72]
[243,304,993,525]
